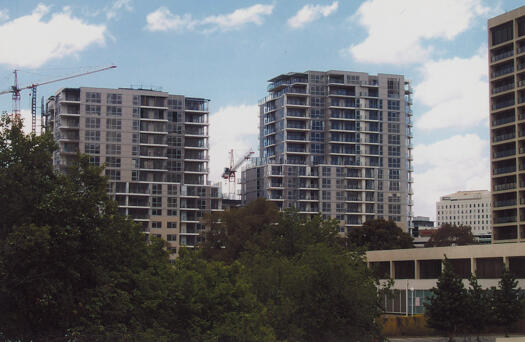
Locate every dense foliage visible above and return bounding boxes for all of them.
[0,118,384,341]
[346,219,413,251]
[425,258,525,341]
[424,223,475,247]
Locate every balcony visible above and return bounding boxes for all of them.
[494,183,516,191]
[494,149,516,159]
[492,83,514,94]
[492,115,515,126]
[494,199,517,207]
[492,99,515,110]
[493,165,516,175]
[492,66,514,78]
[494,216,517,224]
[492,50,514,62]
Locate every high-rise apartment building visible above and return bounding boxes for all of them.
[488,6,525,242]
[241,70,413,231]
[436,190,492,243]
[45,87,222,257]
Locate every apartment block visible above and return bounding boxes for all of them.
[488,6,525,242]
[241,70,413,232]
[45,87,221,257]
[435,190,492,243]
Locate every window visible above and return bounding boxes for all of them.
[388,134,400,145]
[322,202,331,211]
[85,130,100,141]
[105,169,120,180]
[389,181,400,191]
[152,197,162,208]
[86,117,100,128]
[132,120,139,130]
[106,144,121,155]
[388,146,400,156]
[311,97,324,107]
[322,178,331,188]
[388,157,400,168]
[311,120,324,130]
[167,234,177,241]
[389,169,400,180]
[151,209,162,216]
[387,100,400,110]
[88,156,100,165]
[105,157,121,168]
[311,132,324,142]
[311,108,324,118]
[388,123,400,133]
[387,112,400,122]
[151,221,162,229]
[322,191,331,200]
[106,131,121,142]
[151,183,161,195]
[106,118,121,130]
[107,93,122,105]
[107,106,122,116]
[167,197,177,208]
[168,184,178,195]
[167,222,177,229]
[85,104,101,115]
[311,143,323,154]
[84,143,100,154]
[86,92,101,103]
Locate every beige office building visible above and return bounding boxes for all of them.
[436,190,492,242]
[242,70,414,232]
[488,6,525,242]
[45,87,222,257]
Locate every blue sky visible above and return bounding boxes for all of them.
[0,0,523,219]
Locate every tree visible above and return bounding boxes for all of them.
[492,270,525,337]
[425,258,469,342]
[346,219,414,251]
[465,275,491,342]
[425,223,475,247]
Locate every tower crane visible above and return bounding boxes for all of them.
[222,149,254,198]
[0,65,117,133]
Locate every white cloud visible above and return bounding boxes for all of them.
[415,50,488,130]
[146,4,274,33]
[0,4,106,68]
[287,2,339,29]
[145,7,196,32]
[346,0,489,64]
[208,104,259,193]
[0,9,8,21]
[106,0,133,20]
[412,134,490,220]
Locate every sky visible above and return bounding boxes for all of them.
[0,0,523,220]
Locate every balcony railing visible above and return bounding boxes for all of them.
[494,183,516,191]
[494,149,516,158]
[492,99,515,110]
[492,115,515,126]
[492,83,514,94]
[494,216,517,224]
[492,66,514,78]
[494,199,517,207]
[493,165,516,174]
[492,50,513,62]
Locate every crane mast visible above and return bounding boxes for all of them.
[0,65,117,133]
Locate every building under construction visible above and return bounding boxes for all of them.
[241,70,413,232]
[45,87,222,257]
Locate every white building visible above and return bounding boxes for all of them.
[436,190,491,242]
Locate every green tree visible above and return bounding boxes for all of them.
[425,223,475,247]
[425,258,469,342]
[465,275,491,341]
[346,219,414,251]
[493,270,525,337]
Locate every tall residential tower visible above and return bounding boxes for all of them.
[241,70,413,232]
[488,6,525,242]
[45,87,222,256]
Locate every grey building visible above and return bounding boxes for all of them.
[488,6,525,242]
[45,87,222,257]
[241,70,413,232]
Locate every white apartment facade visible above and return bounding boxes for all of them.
[436,190,492,241]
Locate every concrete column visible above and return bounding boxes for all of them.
[471,257,476,277]
[390,260,394,279]
[503,256,510,271]
[414,260,420,279]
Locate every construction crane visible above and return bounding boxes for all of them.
[222,149,254,198]
[0,65,117,133]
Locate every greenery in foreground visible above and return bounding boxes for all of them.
[0,117,387,341]
[425,258,525,342]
